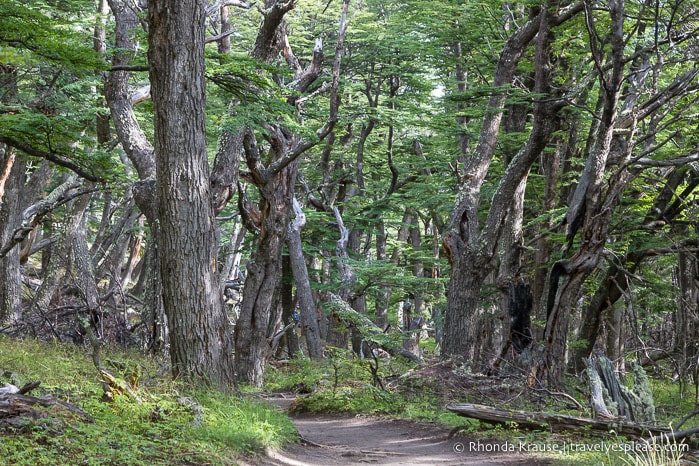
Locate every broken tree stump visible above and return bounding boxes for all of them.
[446,403,669,439]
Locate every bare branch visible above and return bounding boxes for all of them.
[130,85,151,105]
[205,0,253,16]
[268,0,350,176]
[110,64,149,72]
[205,30,236,44]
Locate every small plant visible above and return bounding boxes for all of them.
[614,432,687,466]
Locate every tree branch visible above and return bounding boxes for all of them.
[271,0,349,175]
[0,136,101,182]
[205,0,253,16]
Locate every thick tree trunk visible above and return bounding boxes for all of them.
[148,0,235,390]
[442,258,488,362]
[278,254,300,358]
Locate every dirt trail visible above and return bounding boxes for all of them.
[254,395,552,466]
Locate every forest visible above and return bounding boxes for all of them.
[1,0,699,463]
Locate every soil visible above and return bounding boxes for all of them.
[251,395,554,466]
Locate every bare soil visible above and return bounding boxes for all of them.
[252,395,553,466]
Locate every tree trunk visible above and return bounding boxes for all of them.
[278,254,300,358]
[325,206,355,349]
[287,197,323,359]
[538,0,626,386]
[374,218,390,329]
[675,243,699,392]
[403,214,424,357]
[235,159,297,386]
[105,0,167,354]
[0,148,24,324]
[442,3,563,363]
[148,0,235,391]
[446,402,665,438]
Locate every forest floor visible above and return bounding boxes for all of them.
[250,394,553,466]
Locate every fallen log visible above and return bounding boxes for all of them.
[0,381,93,428]
[446,403,669,439]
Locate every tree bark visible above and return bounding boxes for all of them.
[235,157,298,386]
[148,0,235,390]
[538,0,626,386]
[675,239,699,391]
[105,0,166,354]
[233,0,348,384]
[287,197,324,359]
[0,148,24,324]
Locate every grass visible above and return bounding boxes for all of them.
[0,335,296,465]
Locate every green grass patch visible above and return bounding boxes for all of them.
[0,335,296,465]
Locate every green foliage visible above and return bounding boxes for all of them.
[0,0,106,72]
[264,351,466,426]
[0,336,296,465]
[0,0,119,181]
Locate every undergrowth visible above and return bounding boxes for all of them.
[263,348,464,426]
[0,335,296,465]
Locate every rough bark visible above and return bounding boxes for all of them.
[403,213,424,357]
[105,0,166,353]
[325,206,355,349]
[0,148,24,324]
[374,218,390,330]
[538,0,626,386]
[569,169,699,373]
[148,0,235,390]
[235,156,298,386]
[233,0,349,385]
[675,241,699,389]
[279,254,300,357]
[287,197,324,359]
